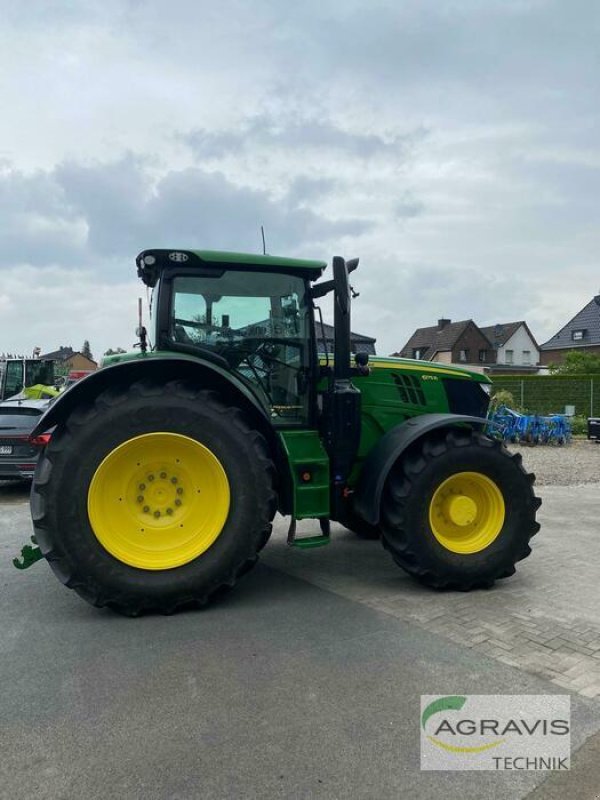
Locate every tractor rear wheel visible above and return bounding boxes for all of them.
[31,380,276,615]
[380,429,540,590]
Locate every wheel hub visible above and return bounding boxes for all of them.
[87,433,230,569]
[446,494,477,527]
[136,471,185,521]
[428,471,505,554]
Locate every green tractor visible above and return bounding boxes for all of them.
[0,357,59,401]
[28,250,540,615]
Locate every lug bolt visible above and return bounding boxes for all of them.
[176,487,183,495]
[137,495,144,503]
[148,474,155,482]
[143,506,150,513]
[175,499,182,507]
[139,483,146,491]
[154,510,161,518]
[166,508,173,516]
[160,472,167,479]
[171,477,178,484]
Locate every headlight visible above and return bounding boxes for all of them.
[480,383,492,395]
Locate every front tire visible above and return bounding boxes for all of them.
[380,429,540,590]
[31,380,276,615]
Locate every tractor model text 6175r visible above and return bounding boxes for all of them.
[28,250,540,615]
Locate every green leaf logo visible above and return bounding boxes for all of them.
[422,696,505,754]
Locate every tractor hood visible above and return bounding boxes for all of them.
[368,356,491,384]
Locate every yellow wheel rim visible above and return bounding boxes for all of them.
[87,433,230,570]
[428,471,505,554]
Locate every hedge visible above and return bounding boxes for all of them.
[490,374,599,417]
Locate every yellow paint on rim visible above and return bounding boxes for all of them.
[87,433,230,570]
[429,471,505,554]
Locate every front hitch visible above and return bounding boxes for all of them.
[13,536,43,570]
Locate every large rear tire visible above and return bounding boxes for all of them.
[31,380,276,615]
[380,429,540,589]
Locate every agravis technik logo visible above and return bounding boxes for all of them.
[420,695,570,771]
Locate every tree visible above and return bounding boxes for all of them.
[550,350,600,374]
[81,340,94,361]
[104,347,127,356]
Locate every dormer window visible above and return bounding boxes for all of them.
[572,330,586,341]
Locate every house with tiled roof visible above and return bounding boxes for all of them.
[316,322,376,355]
[39,346,97,373]
[394,319,495,369]
[479,322,540,372]
[540,295,600,366]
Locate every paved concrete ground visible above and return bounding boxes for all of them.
[265,486,600,699]
[1,483,600,799]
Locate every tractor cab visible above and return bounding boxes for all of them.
[0,357,56,401]
[137,249,339,425]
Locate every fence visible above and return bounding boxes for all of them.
[490,374,599,417]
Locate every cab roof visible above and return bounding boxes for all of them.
[137,248,327,286]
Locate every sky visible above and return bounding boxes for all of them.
[0,0,599,360]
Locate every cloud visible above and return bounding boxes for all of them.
[182,115,421,160]
[0,0,599,360]
[0,156,373,274]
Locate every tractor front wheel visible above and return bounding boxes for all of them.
[31,380,276,615]
[380,429,540,589]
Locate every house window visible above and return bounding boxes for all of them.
[478,349,487,363]
[505,350,514,364]
[458,349,468,362]
[522,350,531,364]
[572,330,585,341]
[413,348,424,360]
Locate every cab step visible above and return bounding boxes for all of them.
[287,518,330,548]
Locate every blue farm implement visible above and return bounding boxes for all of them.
[488,406,571,445]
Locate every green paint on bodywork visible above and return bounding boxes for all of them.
[101,349,192,368]
[319,355,490,486]
[188,250,327,272]
[278,429,330,519]
[292,535,330,548]
[22,383,60,400]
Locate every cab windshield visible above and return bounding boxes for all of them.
[169,271,310,422]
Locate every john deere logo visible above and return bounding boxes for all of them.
[420,695,570,772]
[422,696,505,754]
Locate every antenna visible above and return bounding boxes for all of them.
[135,297,148,354]
[260,225,267,255]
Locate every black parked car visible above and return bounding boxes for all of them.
[0,399,51,480]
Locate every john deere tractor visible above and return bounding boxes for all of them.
[28,250,540,615]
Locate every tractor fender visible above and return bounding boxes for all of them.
[30,355,272,439]
[353,413,488,525]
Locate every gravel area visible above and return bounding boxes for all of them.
[508,438,600,486]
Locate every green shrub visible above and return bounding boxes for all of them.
[569,415,588,436]
[490,389,515,410]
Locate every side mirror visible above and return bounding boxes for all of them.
[333,256,350,316]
